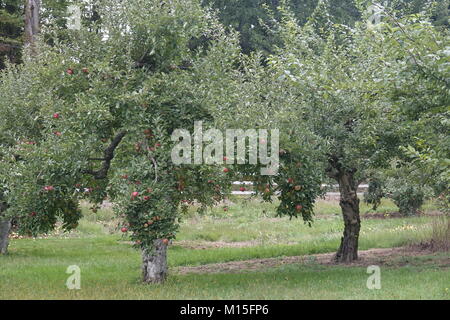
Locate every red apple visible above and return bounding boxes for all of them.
[162,239,169,245]
[43,186,54,191]
[223,207,228,212]
[223,168,229,173]
[121,227,128,233]
[30,212,37,217]
[53,113,60,119]
[239,187,246,192]
[131,192,139,199]
[53,131,62,136]
[144,196,150,201]
[66,68,74,75]
[82,67,89,74]
[295,204,303,212]
[287,178,294,184]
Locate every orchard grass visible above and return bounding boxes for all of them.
[0,198,448,300]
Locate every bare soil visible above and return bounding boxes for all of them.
[362,210,444,219]
[174,240,261,249]
[175,246,450,275]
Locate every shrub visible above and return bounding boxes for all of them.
[390,185,425,216]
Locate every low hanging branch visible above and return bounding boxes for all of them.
[85,131,127,179]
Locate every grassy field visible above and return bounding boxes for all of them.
[0,197,449,300]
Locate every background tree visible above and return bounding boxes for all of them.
[201,0,361,55]
[364,163,434,216]
[376,3,450,213]
[0,0,41,254]
[201,0,449,55]
[267,1,448,261]
[0,0,22,69]
[209,0,446,263]
[262,9,401,262]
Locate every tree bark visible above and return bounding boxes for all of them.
[142,239,168,284]
[0,193,10,255]
[24,0,40,46]
[0,219,11,255]
[334,171,361,263]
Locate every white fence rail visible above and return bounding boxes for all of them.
[231,181,369,196]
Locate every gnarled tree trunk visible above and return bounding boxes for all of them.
[335,170,361,263]
[142,239,168,284]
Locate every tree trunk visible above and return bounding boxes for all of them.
[334,171,361,263]
[0,218,11,255]
[24,0,40,46]
[142,239,168,284]
[0,192,10,255]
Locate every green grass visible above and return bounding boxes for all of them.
[0,197,448,300]
[1,238,448,299]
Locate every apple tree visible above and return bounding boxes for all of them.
[211,1,439,262]
[0,0,240,283]
[263,1,449,261]
[375,6,450,213]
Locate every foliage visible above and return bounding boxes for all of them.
[0,0,22,69]
[390,184,425,216]
[364,159,436,215]
[208,0,449,261]
[201,0,361,55]
[201,0,447,55]
[375,4,450,213]
[262,2,405,185]
[364,178,385,210]
[0,0,240,253]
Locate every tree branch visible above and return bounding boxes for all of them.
[84,131,126,179]
[0,43,22,52]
